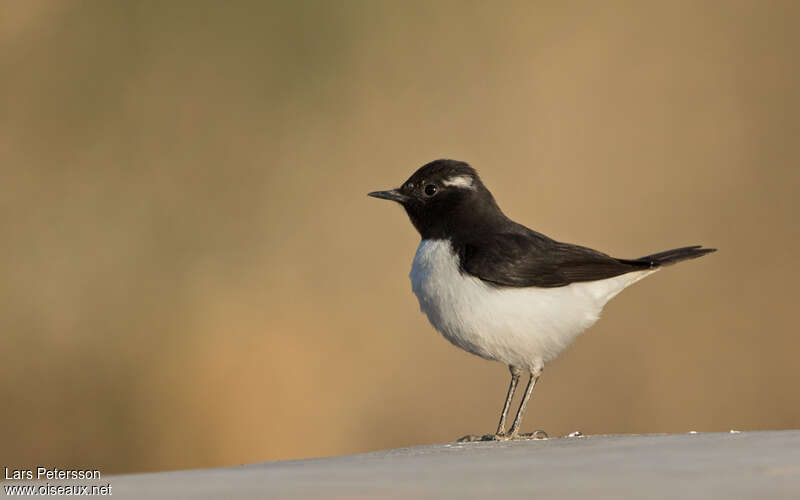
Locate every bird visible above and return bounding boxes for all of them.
[368,159,715,442]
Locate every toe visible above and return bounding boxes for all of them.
[457,434,482,442]
[519,430,548,440]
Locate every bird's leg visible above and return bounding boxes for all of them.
[495,365,522,437]
[457,365,522,442]
[504,366,543,440]
[457,364,546,443]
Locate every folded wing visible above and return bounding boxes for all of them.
[457,228,714,288]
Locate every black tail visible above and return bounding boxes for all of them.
[620,245,717,269]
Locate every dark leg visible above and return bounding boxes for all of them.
[457,365,547,443]
[505,367,542,439]
[495,365,522,437]
[457,365,522,442]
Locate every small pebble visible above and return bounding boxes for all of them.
[688,431,698,434]
[567,431,584,437]
[729,429,741,434]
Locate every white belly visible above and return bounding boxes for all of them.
[409,239,655,369]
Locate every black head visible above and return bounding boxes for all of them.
[368,159,505,239]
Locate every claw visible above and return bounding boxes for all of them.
[457,430,548,442]
[519,430,549,439]
[456,434,495,442]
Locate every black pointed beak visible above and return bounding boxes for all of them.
[368,189,409,203]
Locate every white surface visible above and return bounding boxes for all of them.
[107,431,800,499]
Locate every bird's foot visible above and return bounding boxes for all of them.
[456,430,547,442]
[492,429,547,441]
[456,434,495,442]
[518,430,549,440]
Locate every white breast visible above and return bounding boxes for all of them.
[409,239,656,370]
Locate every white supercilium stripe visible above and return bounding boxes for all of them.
[442,175,475,189]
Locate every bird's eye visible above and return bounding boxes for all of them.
[424,184,438,197]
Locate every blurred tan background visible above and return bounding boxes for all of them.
[2,0,799,474]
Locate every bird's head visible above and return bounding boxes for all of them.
[368,159,503,239]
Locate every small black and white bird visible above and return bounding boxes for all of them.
[368,159,715,442]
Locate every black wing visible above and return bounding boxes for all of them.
[456,228,650,288]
